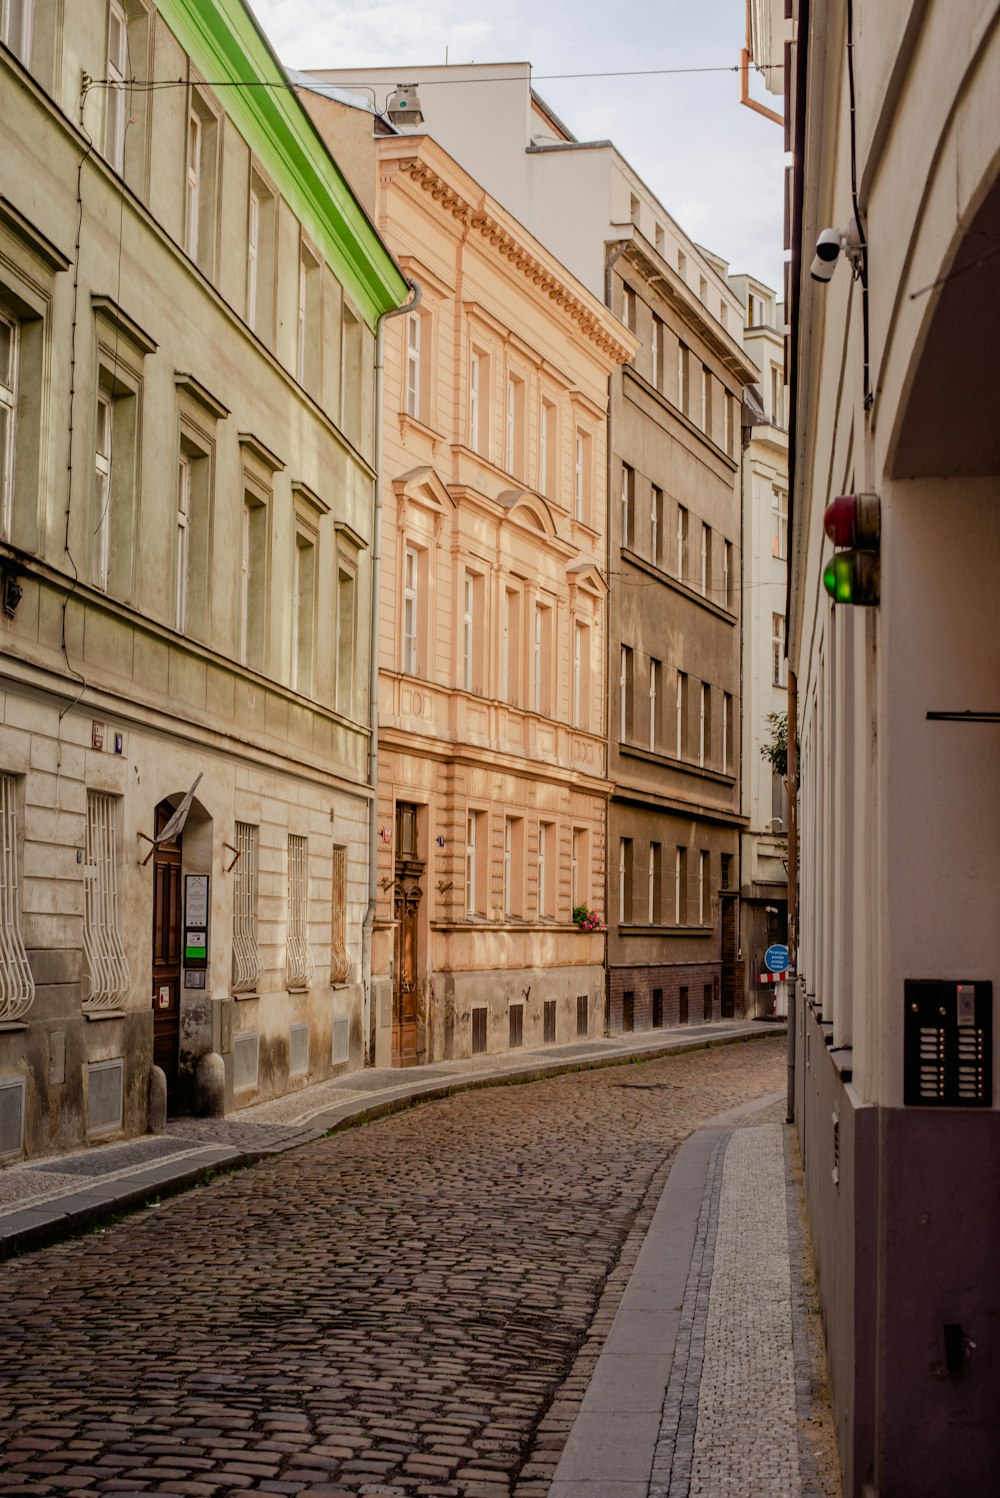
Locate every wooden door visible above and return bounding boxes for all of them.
[721,893,739,1019]
[151,801,182,1103]
[392,802,424,1066]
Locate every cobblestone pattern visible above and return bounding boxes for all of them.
[0,1038,784,1497]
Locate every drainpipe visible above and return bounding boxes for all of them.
[362,278,420,1066]
[786,666,798,1122]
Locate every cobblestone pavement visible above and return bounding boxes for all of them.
[0,1038,786,1497]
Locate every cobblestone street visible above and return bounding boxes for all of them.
[0,1039,793,1497]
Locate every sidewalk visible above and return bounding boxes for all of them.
[0,1018,782,1260]
[548,1092,840,1498]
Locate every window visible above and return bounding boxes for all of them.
[675,847,687,924]
[700,522,711,597]
[648,842,661,924]
[651,314,664,390]
[651,485,663,567]
[677,248,687,278]
[292,528,317,695]
[0,310,18,540]
[772,489,788,560]
[699,850,710,925]
[622,283,637,331]
[723,391,731,453]
[533,601,552,713]
[246,170,275,342]
[621,464,635,549]
[572,827,589,908]
[92,388,113,591]
[675,670,687,758]
[232,821,262,995]
[649,658,661,750]
[0,775,33,1021]
[505,374,525,478]
[772,768,789,831]
[573,620,591,729]
[185,92,220,273]
[336,562,356,718]
[772,612,787,687]
[461,571,475,691]
[239,490,268,673]
[699,275,708,304]
[465,810,486,916]
[677,343,689,414]
[296,240,321,393]
[405,312,421,418]
[330,846,351,983]
[537,820,555,918]
[469,348,481,453]
[619,645,633,743]
[286,835,312,989]
[104,0,127,173]
[82,791,131,1012]
[701,366,712,435]
[655,223,665,253]
[618,838,632,923]
[502,587,521,705]
[574,429,591,523]
[676,503,688,582]
[341,304,362,446]
[629,193,640,226]
[175,453,191,632]
[747,292,758,326]
[540,397,556,497]
[724,540,734,610]
[771,363,784,426]
[91,352,139,602]
[402,545,419,675]
[700,682,711,766]
[504,817,523,918]
[723,692,733,774]
[174,427,212,641]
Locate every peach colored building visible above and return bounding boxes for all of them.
[363,134,634,1064]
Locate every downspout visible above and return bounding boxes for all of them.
[786,666,798,1122]
[602,238,629,1036]
[362,278,420,1066]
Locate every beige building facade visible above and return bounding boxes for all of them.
[0,0,406,1158]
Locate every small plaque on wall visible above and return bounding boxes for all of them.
[184,970,207,990]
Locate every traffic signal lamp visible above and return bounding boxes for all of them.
[822,492,880,606]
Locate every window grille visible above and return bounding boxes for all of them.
[231,821,261,994]
[0,776,33,1022]
[83,791,131,1011]
[286,835,312,989]
[330,845,352,984]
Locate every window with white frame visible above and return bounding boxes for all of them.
[105,0,127,173]
[618,837,632,923]
[723,391,731,453]
[772,612,787,687]
[676,502,687,581]
[336,558,356,719]
[574,428,591,523]
[723,692,733,774]
[651,314,664,390]
[572,827,589,909]
[185,90,220,275]
[540,398,556,497]
[537,820,555,918]
[505,374,526,477]
[240,488,268,673]
[462,571,475,691]
[675,670,686,758]
[699,849,710,925]
[650,485,663,567]
[1,0,33,63]
[648,842,661,924]
[0,309,18,541]
[724,540,733,609]
[286,834,312,989]
[533,601,552,714]
[92,388,113,591]
[175,452,191,633]
[502,587,521,705]
[677,343,689,415]
[292,527,317,695]
[573,620,591,729]
[701,522,711,597]
[83,791,131,1011]
[504,817,524,918]
[675,846,687,924]
[0,774,34,1022]
[231,821,262,994]
[771,363,785,426]
[701,365,712,435]
[619,645,633,743]
[465,810,486,916]
[772,489,788,560]
[247,168,280,343]
[402,545,420,675]
[649,658,661,750]
[405,312,421,419]
[699,682,711,766]
[621,464,635,549]
[296,241,321,393]
[185,108,202,260]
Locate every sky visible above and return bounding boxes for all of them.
[249,0,787,293]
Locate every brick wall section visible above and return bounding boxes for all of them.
[608,963,722,1032]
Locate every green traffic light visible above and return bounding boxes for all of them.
[823,550,879,605]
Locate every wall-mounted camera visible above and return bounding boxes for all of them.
[809,219,863,283]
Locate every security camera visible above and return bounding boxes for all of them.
[810,227,843,282]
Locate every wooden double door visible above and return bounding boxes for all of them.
[392,802,424,1067]
[151,802,182,1104]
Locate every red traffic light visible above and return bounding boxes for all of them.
[823,493,880,548]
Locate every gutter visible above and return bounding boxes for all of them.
[362,278,421,1066]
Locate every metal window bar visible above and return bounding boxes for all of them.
[82,791,131,1010]
[286,834,312,989]
[231,821,262,994]
[0,776,34,1022]
[330,845,352,984]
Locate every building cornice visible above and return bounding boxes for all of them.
[377,136,638,367]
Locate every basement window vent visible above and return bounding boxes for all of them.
[509,1003,524,1050]
[0,1076,25,1159]
[87,1058,124,1136]
[289,1023,309,1077]
[332,1016,349,1065]
[576,995,588,1038]
[471,1006,487,1055]
[233,1032,259,1092]
[543,1000,556,1044]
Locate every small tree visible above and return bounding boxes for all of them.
[759,711,788,778]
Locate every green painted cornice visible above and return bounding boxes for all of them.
[160,0,408,328]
